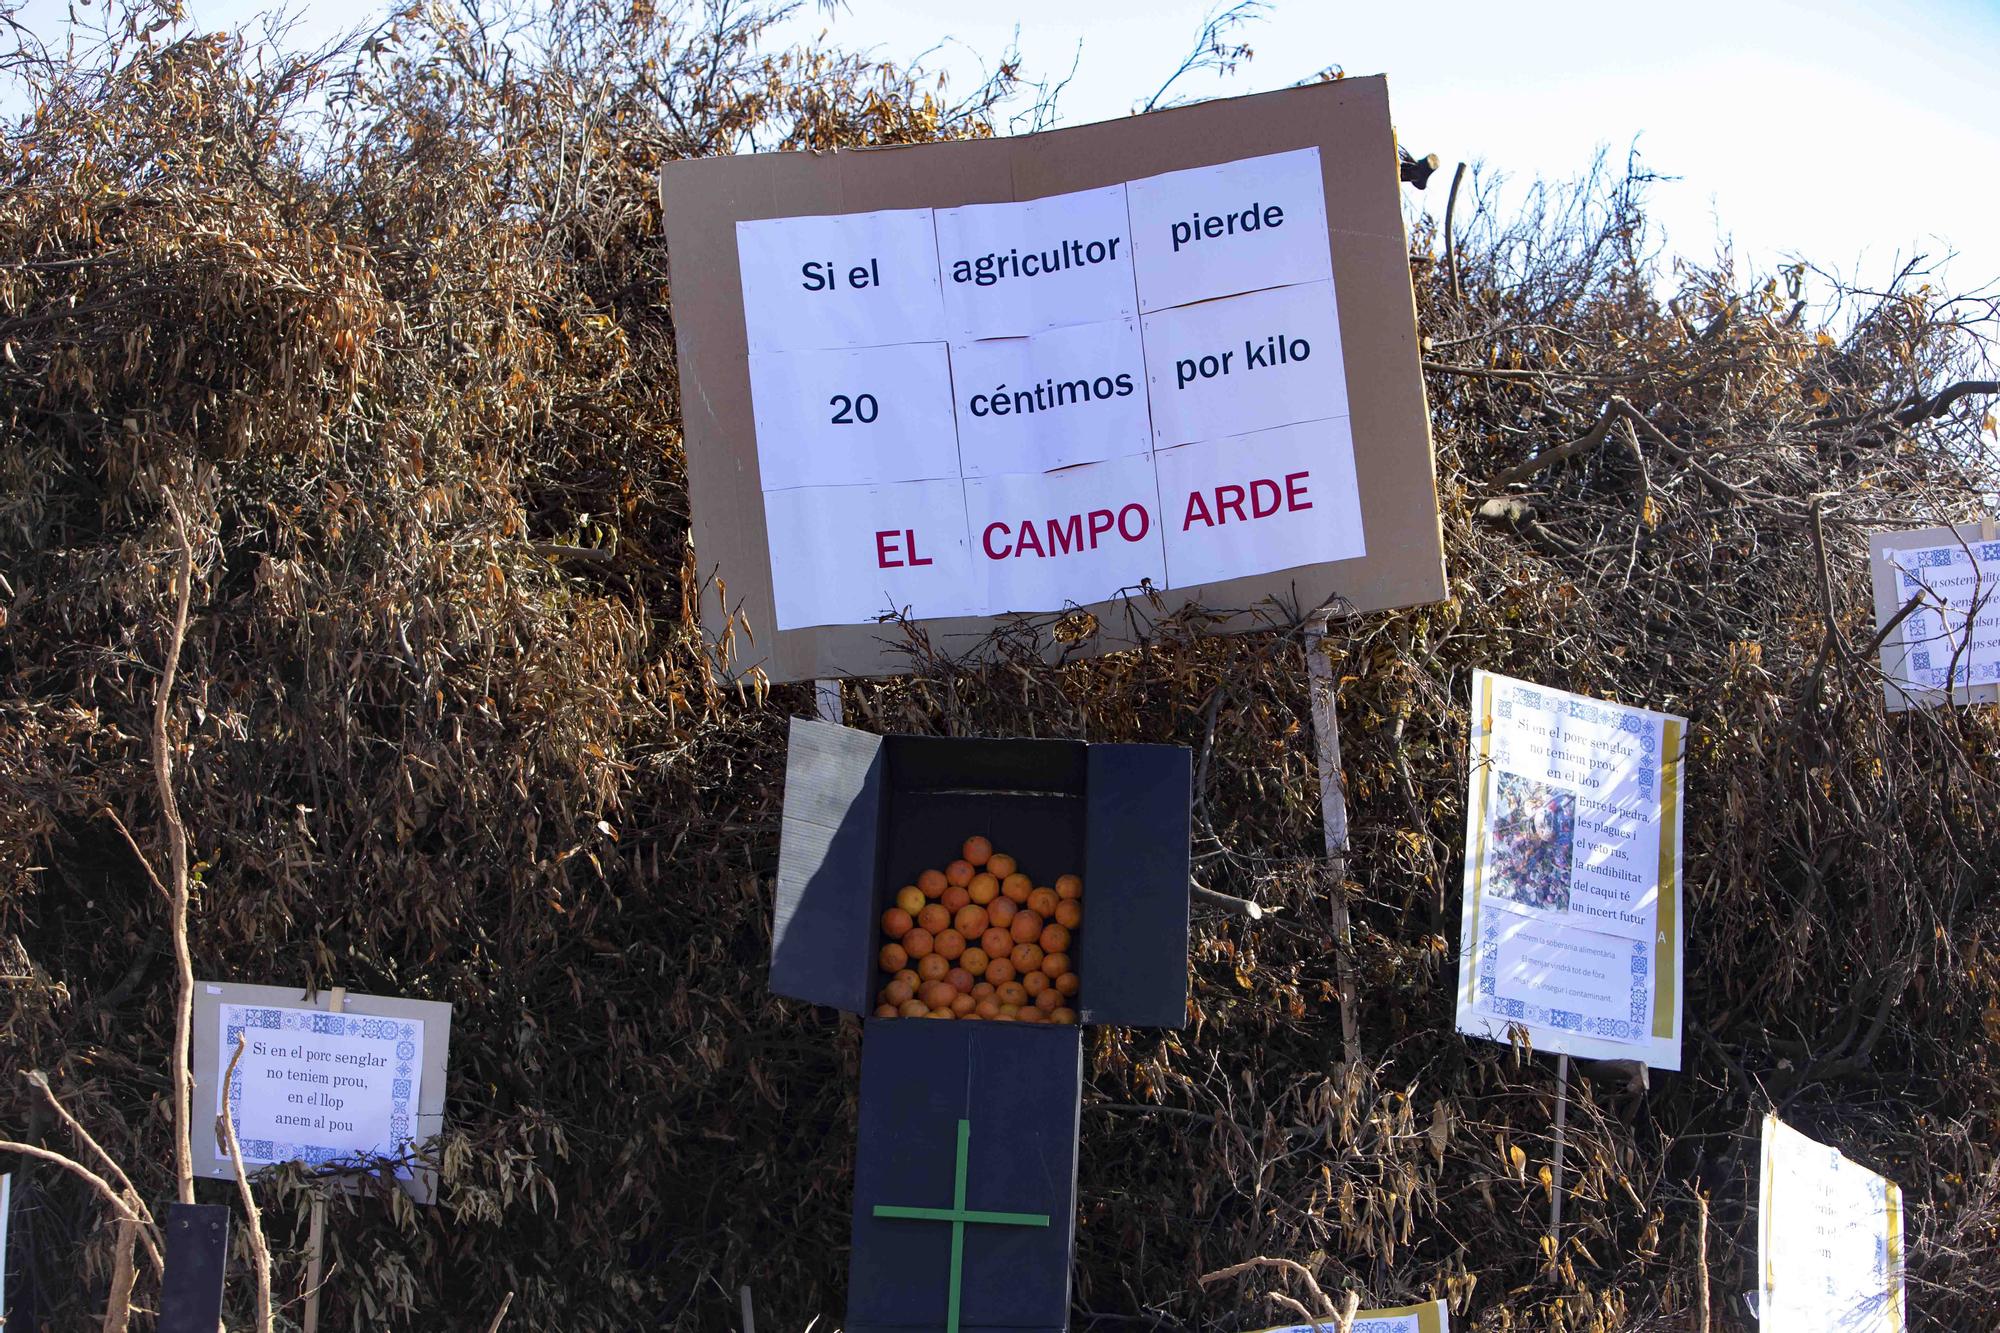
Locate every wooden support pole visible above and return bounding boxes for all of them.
[1548,1052,1570,1245]
[301,986,345,1333]
[738,1284,757,1333]
[1305,616,1362,1070]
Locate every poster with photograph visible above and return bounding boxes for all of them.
[1758,1115,1904,1332]
[1455,670,1685,1070]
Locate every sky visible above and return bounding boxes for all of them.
[9,0,2000,295]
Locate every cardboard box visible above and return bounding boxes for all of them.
[773,718,1191,1027]
[848,1019,1082,1333]
[659,75,1445,682]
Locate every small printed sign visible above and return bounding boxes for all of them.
[1759,1115,1904,1332]
[1140,280,1348,448]
[215,1002,425,1170]
[934,184,1139,340]
[1251,1299,1450,1333]
[1125,147,1333,312]
[1456,671,1686,1070]
[1869,525,2000,707]
[736,207,946,352]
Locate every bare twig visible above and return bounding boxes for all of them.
[217,1032,275,1333]
[484,1291,516,1333]
[1444,160,1467,304]
[99,1216,139,1333]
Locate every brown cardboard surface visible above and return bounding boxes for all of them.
[660,76,1445,683]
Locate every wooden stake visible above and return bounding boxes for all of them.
[302,987,345,1333]
[1305,616,1362,1069]
[738,1284,757,1333]
[1548,1052,1570,1244]
[815,678,843,725]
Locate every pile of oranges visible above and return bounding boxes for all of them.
[875,835,1084,1023]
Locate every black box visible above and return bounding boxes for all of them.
[773,718,1192,1026]
[847,1018,1082,1333]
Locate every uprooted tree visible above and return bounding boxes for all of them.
[1,1,1997,1329]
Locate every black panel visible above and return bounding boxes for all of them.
[849,1020,1081,1333]
[1079,745,1192,1027]
[888,735,1088,795]
[158,1203,230,1333]
[773,717,885,1014]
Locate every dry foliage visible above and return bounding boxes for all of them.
[2,3,1998,1330]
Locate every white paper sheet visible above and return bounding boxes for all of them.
[1885,537,2000,692]
[1759,1115,1904,1332]
[749,342,961,490]
[215,1003,425,1167]
[1481,903,1654,1042]
[964,454,1167,613]
[763,479,982,629]
[1252,1300,1449,1333]
[1153,418,1364,588]
[1141,280,1348,447]
[736,208,946,352]
[1125,147,1333,312]
[934,184,1140,340]
[949,318,1153,477]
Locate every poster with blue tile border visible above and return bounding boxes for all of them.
[1869,522,2000,712]
[1252,1299,1450,1333]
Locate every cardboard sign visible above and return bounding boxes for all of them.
[661,77,1444,680]
[1251,1300,1450,1333]
[1868,522,2000,710]
[191,981,452,1203]
[1758,1115,1905,1331]
[1455,671,1686,1070]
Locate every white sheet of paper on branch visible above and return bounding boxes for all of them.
[763,478,982,629]
[1141,280,1348,448]
[1153,417,1364,588]
[963,453,1167,614]
[949,318,1152,477]
[1125,147,1333,312]
[1249,1299,1450,1333]
[214,1002,425,1169]
[1883,537,2000,693]
[748,342,961,490]
[934,184,1140,340]
[1758,1115,1904,1332]
[736,207,946,353]
[1455,670,1686,1070]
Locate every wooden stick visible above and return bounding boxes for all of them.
[218,1032,274,1333]
[1548,1052,1570,1245]
[156,499,198,1208]
[1305,617,1362,1069]
[738,1284,756,1333]
[484,1291,515,1333]
[1693,1188,1711,1333]
[302,986,345,1333]
[1443,161,1467,304]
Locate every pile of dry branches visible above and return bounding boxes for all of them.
[1,2,1996,1329]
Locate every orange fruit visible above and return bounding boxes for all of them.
[994,1009,1017,1022]
[935,929,966,961]
[1054,900,1081,930]
[918,869,948,898]
[1021,969,1048,997]
[884,978,915,1006]
[996,981,1028,1008]
[967,873,1000,905]
[879,942,908,973]
[1010,941,1044,974]
[896,886,926,916]
[875,1003,897,1017]
[899,998,929,1018]
[1051,1006,1077,1024]
[1034,988,1060,1013]
[1055,874,1082,899]
[926,1008,954,1019]
[1009,911,1043,944]
[941,885,971,913]
[1054,971,1079,997]
[917,953,949,983]
[894,968,920,992]
[955,904,989,935]
[922,980,956,1008]
[948,967,975,993]
[1039,923,1070,954]
[979,927,1011,958]
[988,853,1017,880]
[881,907,914,939]
[971,981,996,1000]
[1041,952,1069,979]
[951,992,976,1016]
[985,958,1016,986]
[917,903,950,934]
[902,928,934,959]
[945,859,975,887]
[960,947,990,977]
[1018,1007,1045,1024]
[1001,873,1033,904]
[988,897,1018,927]
[1026,887,1059,917]
[975,997,1001,1019]
[962,836,993,866]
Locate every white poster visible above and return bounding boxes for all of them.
[950,318,1152,477]
[1154,418,1364,587]
[1759,1115,1904,1332]
[934,184,1139,340]
[1141,280,1347,448]
[215,1004,425,1169]
[736,208,945,352]
[1883,537,2000,694]
[1252,1299,1449,1333]
[964,454,1167,613]
[1126,147,1333,312]
[1456,671,1685,1069]
[749,342,960,490]
[763,478,982,629]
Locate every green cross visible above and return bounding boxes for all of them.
[871,1117,1050,1333]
